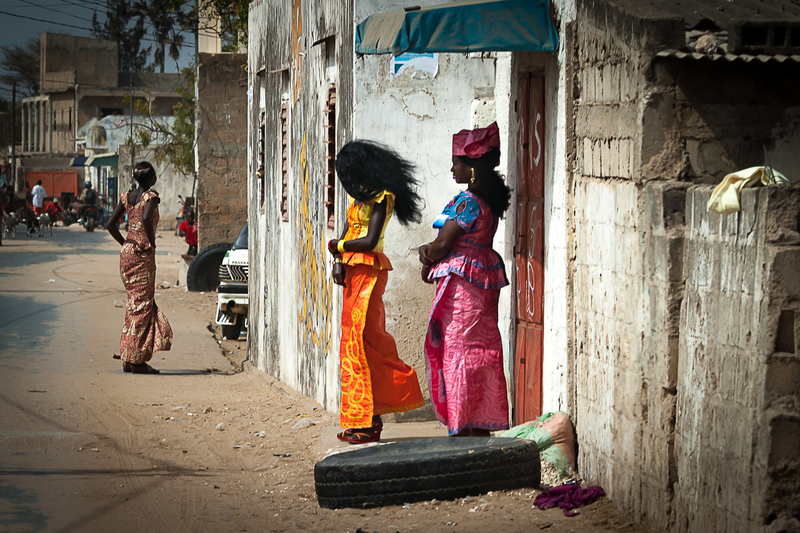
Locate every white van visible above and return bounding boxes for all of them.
[216,223,248,340]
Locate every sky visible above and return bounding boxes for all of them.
[0,0,195,98]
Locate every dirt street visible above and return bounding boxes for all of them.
[0,224,654,533]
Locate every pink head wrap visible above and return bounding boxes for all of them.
[452,121,500,159]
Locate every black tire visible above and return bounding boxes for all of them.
[187,243,231,292]
[85,217,95,232]
[314,437,540,509]
[221,314,243,340]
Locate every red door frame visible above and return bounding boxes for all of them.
[513,74,545,425]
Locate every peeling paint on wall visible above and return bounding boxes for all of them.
[297,132,333,354]
[400,89,436,120]
[291,0,303,106]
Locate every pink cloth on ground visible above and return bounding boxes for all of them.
[533,484,606,516]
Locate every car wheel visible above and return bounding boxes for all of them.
[314,437,540,509]
[187,243,231,292]
[221,314,243,340]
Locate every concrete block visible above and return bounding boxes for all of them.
[583,136,593,176]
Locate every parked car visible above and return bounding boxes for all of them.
[215,223,248,340]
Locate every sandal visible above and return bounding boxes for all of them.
[345,416,382,444]
[346,427,381,444]
[336,415,383,444]
[336,429,355,441]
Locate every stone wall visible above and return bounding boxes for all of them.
[248,0,353,411]
[674,186,800,533]
[573,1,800,531]
[573,1,682,528]
[195,53,248,250]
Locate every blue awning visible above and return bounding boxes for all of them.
[70,157,88,167]
[355,0,559,55]
[86,153,119,167]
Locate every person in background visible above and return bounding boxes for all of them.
[77,181,100,222]
[418,122,512,437]
[178,210,198,255]
[106,162,172,374]
[326,140,425,444]
[31,180,46,216]
[0,184,6,246]
[45,198,63,222]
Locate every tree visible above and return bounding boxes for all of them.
[127,66,196,178]
[0,38,40,97]
[134,0,186,73]
[166,0,250,51]
[196,0,249,51]
[92,0,152,73]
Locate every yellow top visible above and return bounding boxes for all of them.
[341,190,394,270]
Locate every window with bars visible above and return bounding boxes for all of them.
[323,85,336,229]
[280,101,289,221]
[258,109,266,214]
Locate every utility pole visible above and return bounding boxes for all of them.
[129,78,134,184]
[11,83,16,190]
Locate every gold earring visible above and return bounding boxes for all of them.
[470,168,475,184]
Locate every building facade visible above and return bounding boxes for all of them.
[247,0,800,531]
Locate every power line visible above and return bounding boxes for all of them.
[53,0,109,11]
[0,9,191,47]
[14,0,90,23]
[0,9,94,32]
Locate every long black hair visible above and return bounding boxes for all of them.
[334,140,423,226]
[459,148,511,217]
[133,161,156,186]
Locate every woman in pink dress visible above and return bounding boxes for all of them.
[418,122,511,437]
[107,162,173,373]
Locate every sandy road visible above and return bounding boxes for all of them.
[0,224,654,533]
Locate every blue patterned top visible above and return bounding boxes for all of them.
[427,191,509,290]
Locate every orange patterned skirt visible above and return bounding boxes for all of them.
[119,242,172,363]
[339,264,424,429]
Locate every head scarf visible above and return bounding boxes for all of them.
[452,121,500,159]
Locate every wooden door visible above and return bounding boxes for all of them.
[25,170,78,202]
[513,74,545,424]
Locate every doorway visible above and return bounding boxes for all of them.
[513,74,545,424]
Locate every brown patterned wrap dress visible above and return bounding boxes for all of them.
[118,189,173,363]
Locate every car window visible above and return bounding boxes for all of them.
[232,223,248,250]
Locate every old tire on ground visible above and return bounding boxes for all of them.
[221,314,243,340]
[314,437,540,509]
[187,243,230,292]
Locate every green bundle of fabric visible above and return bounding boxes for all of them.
[501,411,575,476]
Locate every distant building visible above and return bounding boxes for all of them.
[18,32,190,222]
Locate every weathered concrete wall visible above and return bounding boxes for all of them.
[573,1,683,528]
[675,186,800,533]
[248,0,353,411]
[195,53,248,249]
[573,1,800,531]
[647,58,800,185]
[40,33,118,92]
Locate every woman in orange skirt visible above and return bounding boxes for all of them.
[327,141,425,444]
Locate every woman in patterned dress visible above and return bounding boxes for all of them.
[418,122,512,437]
[327,140,425,444]
[107,162,172,373]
